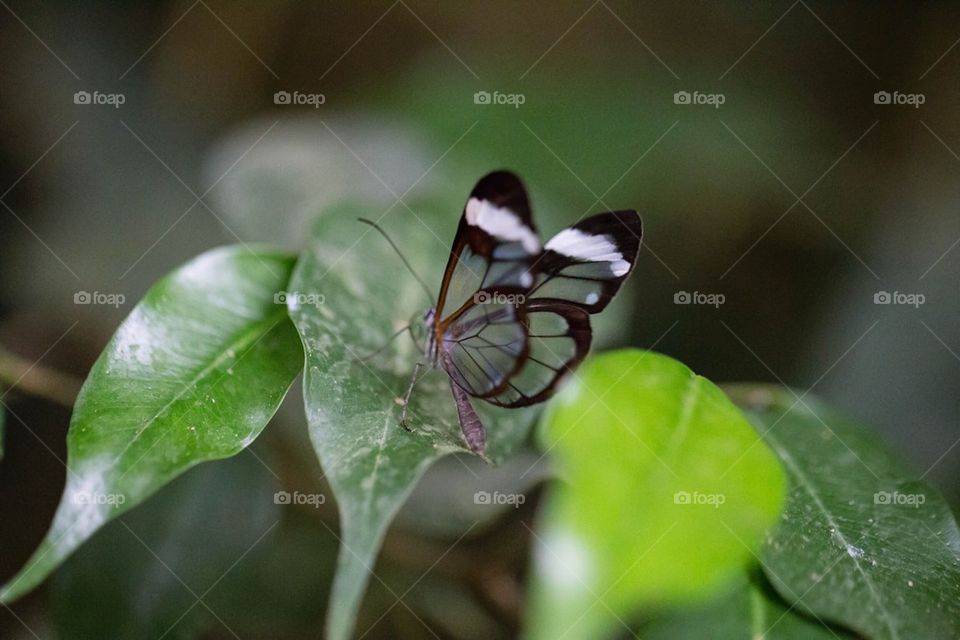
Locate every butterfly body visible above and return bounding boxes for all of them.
[405,171,642,454]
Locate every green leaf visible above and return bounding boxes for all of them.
[729,385,960,640]
[52,449,339,640]
[52,452,281,639]
[0,246,303,603]
[642,568,856,640]
[288,205,537,640]
[525,350,786,640]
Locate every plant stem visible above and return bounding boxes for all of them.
[0,346,82,408]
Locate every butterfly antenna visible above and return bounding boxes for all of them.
[357,218,435,305]
[349,324,419,362]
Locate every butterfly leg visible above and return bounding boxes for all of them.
[407,326,425,356]
[398,362,424,431]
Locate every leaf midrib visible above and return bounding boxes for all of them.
[764,429,900,640]
[360,411,393,521]
[106,307,288,464]
[661,373,701,464]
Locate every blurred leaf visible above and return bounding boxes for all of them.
[364,569,507,640]
[0,405,5,462]
[407,574,506,640]
[729,385,960,640]
[641,568,855,639]
[0,246,303,603]
[525,350,786,640]
[54,450,338,640]
[396,450,549,539]
[204,116,437,250]
[52,453,280,639]
[205,507,338,638]
[288,204,537,640]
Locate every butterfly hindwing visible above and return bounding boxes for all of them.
[425,172,641,453]
[485,299,592,408]
[438,286,529,399]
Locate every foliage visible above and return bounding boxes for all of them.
[734,385,960,640]
[0,247,302,603]
[2,207,957,640]
[525,350,786,639]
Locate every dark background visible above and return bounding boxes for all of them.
[1,2,958,638]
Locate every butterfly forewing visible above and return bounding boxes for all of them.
[434,171,540,320]
[531,210,642,313]
[425,170,642,453]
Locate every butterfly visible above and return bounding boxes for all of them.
[366,171,642,454]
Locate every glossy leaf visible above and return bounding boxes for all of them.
[729,385,960,640]
[0,246,303,603]
[288,205,538,640]
[525,350,786,640]
[642,569,856,639]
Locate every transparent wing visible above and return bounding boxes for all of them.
[433,178,639,409]
[438,289,529,398]
[485,300,591,408]
[434,171,541,321]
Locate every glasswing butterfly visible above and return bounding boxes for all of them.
[362,170,641,455]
